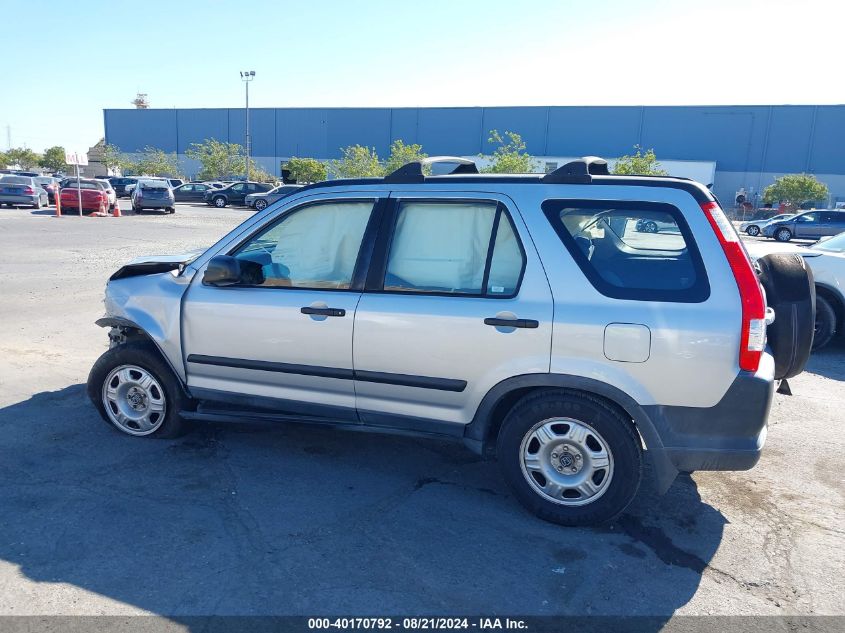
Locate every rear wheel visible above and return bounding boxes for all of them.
[813,295,837,350]
[746,225,760,236]
[166,206,175,214]
[497,390,641,526]
[87,341,188,439]
[775,227,793,242]
[213,196,227,208]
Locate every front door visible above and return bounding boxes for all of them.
[794,212,822,239]
[352,193,553,431]
[182,195,380,418]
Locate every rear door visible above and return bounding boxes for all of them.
[794,212,821,239]
[352,192,553,430]
[182,192,384,417]
[821,212,845,237]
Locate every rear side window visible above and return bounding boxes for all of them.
[543,200,709,303]
[384,201,525,297]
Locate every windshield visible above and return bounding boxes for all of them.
[811,232,845,253]
[139,180,170,190]
[0,176,31,185]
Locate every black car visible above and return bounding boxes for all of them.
[203,181,273,207]
[109,177,140,198]
[172,182,215,202]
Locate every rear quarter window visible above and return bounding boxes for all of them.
[543,200,710,303]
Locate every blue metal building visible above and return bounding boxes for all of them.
[104,105,845,205]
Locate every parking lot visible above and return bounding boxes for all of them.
[0,202,843,622]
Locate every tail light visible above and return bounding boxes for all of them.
[23,186,35,195]
[700,201,766,372]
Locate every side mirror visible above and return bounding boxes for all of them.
[203,255,242,286]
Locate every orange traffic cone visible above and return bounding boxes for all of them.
[112,202,121,217]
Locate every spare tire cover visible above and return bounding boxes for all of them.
[756,253,815,380]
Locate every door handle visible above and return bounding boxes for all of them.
[484,317,539,329]
[301,306,346,317]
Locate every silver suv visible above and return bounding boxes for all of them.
[87,157,813,526]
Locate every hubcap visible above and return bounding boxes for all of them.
[214,198,225,207]
[256,200,266,210]
[519,418,614,506]
[102,365,166,436]
[748,226,759,236]
[778,229,790,241]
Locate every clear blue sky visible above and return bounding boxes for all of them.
[2,0,841,153]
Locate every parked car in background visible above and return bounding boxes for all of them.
[204,181,273,207]
[245,184,303,210]
[61,178,115,211]
[205,181,227,189]
[34,176,61,204]
[739,213,795,237]
[634,217,677,233]
[110,177,140,198]
[167,178,185,188]
[0,175,49,208]
[747,232,845,350]
[95,179,117,210]
[763,210,845,242]
[130,178,175,214]
[59,180,108,214]
[172,182,215,202]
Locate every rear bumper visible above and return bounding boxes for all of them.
[643,352,775,474]
[0,194,38,205]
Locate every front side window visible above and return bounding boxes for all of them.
[797,213,817,223]
[384,201,525,296]
[543,200,709,302]
[232,201,374,289]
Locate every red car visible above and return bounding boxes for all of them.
[60,182,108,214]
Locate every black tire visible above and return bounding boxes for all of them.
[775,227,793,242]
[496,390,642,527]
[813,295,837,350]
[167,206,175,214]
[746,225,760,237]
[87,341,189,439]
[254,199,268,211]
[213,196,227,208]
[757,253,815,379]
[644,221,658,233]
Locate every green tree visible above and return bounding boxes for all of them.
[762,174,829,210]
[186,138,246,180]
[284,157,327,183]
[480,130,536,174]
[6,147,41,170]
[101,144,128,174]
[0,150,8,168]
[39,146,67,172]
[134,146,182,177]
[330,145,383,178]
[382,140,428,175]
[612,145,667,176]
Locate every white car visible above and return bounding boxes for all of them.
[745,232,845,349]
[94,179,117,209]
[739,213,794,237]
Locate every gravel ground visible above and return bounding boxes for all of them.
[0,201,843,622]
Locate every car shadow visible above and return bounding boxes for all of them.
[0,385,726,627]
[803,338,845,382]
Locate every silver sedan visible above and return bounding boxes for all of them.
[245,184,303,211]
[0,175,49,208]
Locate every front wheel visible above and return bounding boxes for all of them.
[746,225,760,237]
[644,221,658,233]
[87,341,188,438]
[213,196,227,208]
[497,390,642,526]
[775,227,793,242]
[254,199,268,211]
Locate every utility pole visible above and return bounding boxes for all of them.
[5,125,10,150]
[240,71,255,181]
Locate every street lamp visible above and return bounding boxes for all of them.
[240,70,256,181]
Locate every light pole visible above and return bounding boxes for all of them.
[240,70,255,181]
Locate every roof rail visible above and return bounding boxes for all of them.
[384,156,479,183]
[542,156,609,184]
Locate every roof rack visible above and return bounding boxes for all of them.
[384,156,479,183]
[542,156,609,184]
